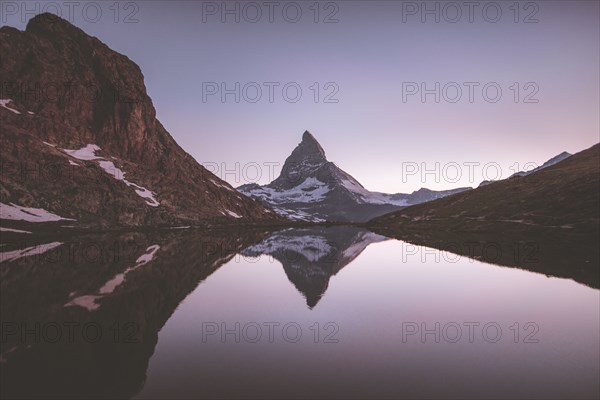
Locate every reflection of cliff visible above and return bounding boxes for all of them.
[0,229,269,399]
[242,227,388,308]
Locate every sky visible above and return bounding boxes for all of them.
[2,1,599,192]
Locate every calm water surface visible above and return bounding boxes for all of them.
[1,227,598,399]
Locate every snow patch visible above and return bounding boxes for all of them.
[341,232,387,260]
[244,234,332,262]
[0,202,75,222]
[66,245,160,311]
[65,295,101,312]
[211,179,235,192]
[240,177,331,204]
[0,227,31,234]
[64,144,102,160]
[271,206,325,222]
[340,179,409,206]
[1,242,63,263]
[0,99,20,114]
[63,145,160,207]
[225,210,242,218]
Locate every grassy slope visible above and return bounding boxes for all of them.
[367,143,599,288]
[369,143,599,233]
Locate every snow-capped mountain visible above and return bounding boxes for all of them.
[238,131,471,222]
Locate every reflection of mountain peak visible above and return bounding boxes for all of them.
[242,226,387,308]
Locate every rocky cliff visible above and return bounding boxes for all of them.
[0,13,279,229]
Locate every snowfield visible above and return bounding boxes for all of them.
[240,177,331,204]
[0,227,32,234]
[339,178,409,206]
[64,144,103,160]
[244,234,333,262]
[0,202,75,222]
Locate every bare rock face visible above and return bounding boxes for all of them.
[0,13,279,228]
[270,131,328,190]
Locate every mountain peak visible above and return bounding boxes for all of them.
[302,130,317,142]
[287,130,327,163]
[26,13,81,35]
[268,131,327,189]
[551,151,572,161]
[299,130,326,157]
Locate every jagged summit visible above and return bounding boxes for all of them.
[292,130,327,162]
[301,130,326,154]
[270,131,328,189]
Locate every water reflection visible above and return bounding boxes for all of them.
[368,227,600,289]
[1,226,598,399]
[0,229,271,399]
[242,226,387,307]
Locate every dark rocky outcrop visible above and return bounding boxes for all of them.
[0,14,279,229]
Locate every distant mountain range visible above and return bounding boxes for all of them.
[238,131,471,222]
[0,14,279,230]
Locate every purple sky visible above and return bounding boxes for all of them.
[3,1,599,192]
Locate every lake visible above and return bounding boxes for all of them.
[1,226,598,399]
